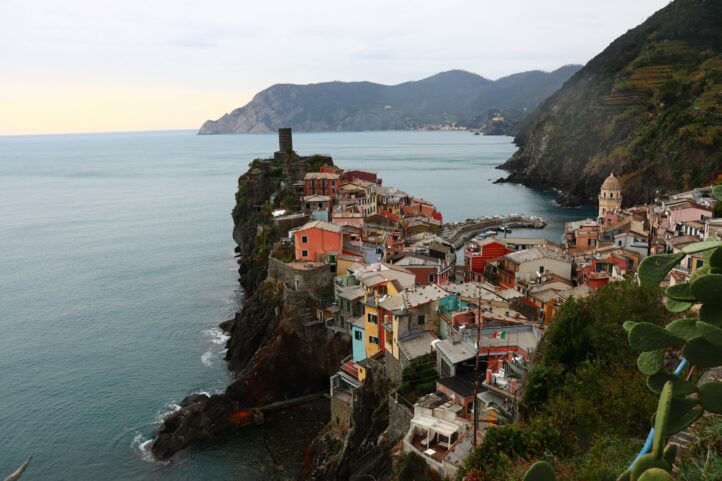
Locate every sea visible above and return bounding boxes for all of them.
[0,130,595,480]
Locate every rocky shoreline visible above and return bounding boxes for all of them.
[150,150,352,471]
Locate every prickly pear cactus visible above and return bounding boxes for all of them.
[621,244,722,480]
[522,461,557,481]
[698,381,722,414]
[637,468,674,481]
[637,253,685,287]
[628,323,684,352]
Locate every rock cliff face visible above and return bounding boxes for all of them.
[151,153,348,460]
[499,0,722,206]
[199,67,580,134]
[299,364,395,481]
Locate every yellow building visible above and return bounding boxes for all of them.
[353,264,416,359]
[599,172,622,218]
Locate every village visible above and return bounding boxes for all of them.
[257,130,720,479]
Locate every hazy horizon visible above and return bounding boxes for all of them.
[1,0,671,135]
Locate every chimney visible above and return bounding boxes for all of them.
[278,128,293,152]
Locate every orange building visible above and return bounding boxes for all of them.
[294,221,344,262]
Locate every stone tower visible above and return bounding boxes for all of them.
[598,172,622,218]
[278,128,293,152]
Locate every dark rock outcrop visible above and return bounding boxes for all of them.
[152,394,234,460]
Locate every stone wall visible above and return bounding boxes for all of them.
[268,256,333,294]
[330,394,353,432]
[384,350,403,385]
[386,393,413,443]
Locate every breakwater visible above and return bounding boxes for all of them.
[440,214,547,249]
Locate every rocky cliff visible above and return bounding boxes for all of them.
[151,152,348,461]
[299,363,396,481]
[499,0,722,206]
[198,67,580,134]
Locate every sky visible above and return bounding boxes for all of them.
[0,0,671,136]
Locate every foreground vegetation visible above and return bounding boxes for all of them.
[458,213,722,480]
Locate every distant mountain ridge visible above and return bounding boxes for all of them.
[500,0,722,206]
[198,66,580,134]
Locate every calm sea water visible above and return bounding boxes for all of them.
[0,130,594,480]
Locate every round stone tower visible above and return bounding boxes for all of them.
[598,172,622,218]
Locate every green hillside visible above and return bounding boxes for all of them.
[501,0,722,206]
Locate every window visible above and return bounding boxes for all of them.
[428,274,435,283]
[305,204,310,209]
[354,330,362,341]
[369,336,379,345]
[417,314,426,325]
[368,313,378,324]
[539,266,545,273]
[301,235,308,244]
[301,250,308,257]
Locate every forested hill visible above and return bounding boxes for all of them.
[499,0,722,206]
[198,66,580,134]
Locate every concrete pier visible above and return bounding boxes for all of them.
[440,214,547,249]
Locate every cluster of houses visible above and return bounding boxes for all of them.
[263,131,720,479]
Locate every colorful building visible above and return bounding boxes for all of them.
[293,220,344,263]
[304,172,340,198]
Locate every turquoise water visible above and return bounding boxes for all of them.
[0,130,594,480]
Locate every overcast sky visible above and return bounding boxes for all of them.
[0,0,671,135]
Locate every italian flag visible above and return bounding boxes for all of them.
[492,331,506,339]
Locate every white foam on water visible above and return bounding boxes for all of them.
[202,327,230,346]
[132,432,156,463]
[201,350,213,367]
[154,401,181,424]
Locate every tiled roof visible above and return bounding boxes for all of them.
[505,246,570,264]
[296,220,343,233]
[304,172,340,180]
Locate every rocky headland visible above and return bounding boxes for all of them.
[151,151,350,462]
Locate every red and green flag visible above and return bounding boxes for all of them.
[492,331,506,339]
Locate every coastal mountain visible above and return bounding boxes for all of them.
[198,66,580,134]
[500,0,722,206]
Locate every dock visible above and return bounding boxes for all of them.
[440,214,547,249]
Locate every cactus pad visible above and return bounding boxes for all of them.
[683,336,722,368]
[522,460,557,481]
[623,321,638,332]
[652,381,673,458]
[709,246,722,268]
[665,297,693,313]
[647,372,698,397]
[656,397,703,434]
[629,322,684,351]
[630,454,670,481]
[638,349,665,375]
[690,274,722,304]
[664,283,696,301]
[696,321,722,347]
[698,302,722,326]
[665,318,700,341]
[637,468,674,481]
[698,381,722,414]
[662,444,676,467]
[638,253,684,287]
[712,185,722,202]
[681,240,722,254]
